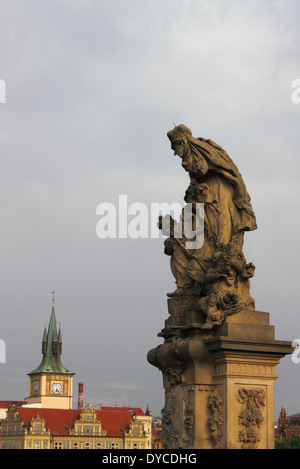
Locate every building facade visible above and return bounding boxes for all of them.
[0,300,153,449]
[0,404,151,449]
[275,407,300,440]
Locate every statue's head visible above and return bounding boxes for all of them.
[167,124,192,157]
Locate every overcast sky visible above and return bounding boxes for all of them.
[0,0,300,419]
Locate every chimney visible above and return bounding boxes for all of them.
[78,382,84,410]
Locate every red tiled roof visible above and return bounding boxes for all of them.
[18,408,80,436]
[97,410,132,437]
[0,401,26,409]
[17,406,145,437]
[99,406,145,415]
[95,407,145,436]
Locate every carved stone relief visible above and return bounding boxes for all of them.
[237,388,265,449]
[183,389,194,443]
[160,385,195,449]
[160,385,184,449]
[208,388,223,448]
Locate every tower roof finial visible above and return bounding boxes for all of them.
[28,293,74,376]
[51,290,55,306]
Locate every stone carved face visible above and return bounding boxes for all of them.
[172,139,186,158]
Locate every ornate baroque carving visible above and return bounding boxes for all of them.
[237,388,265,449]
[183,389,194,440]
[160,386,196,449]
[147,336,187,387]
[208,388,223,448]
[160,124,257,329]
[160,386,184,449]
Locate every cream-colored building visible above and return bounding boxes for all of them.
[0,301,152,449]
[0,404,151,449]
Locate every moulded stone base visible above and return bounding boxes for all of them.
[147,299,293,449]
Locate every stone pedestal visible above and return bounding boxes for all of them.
[147,297,293,449]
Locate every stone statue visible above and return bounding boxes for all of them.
[160,124,257,329]
[148,125,292,449]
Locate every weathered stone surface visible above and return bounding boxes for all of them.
[147,126,293,449]
[148,304,293,449]
[160,124,257,329]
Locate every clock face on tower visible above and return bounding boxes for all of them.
[51,382,63,394]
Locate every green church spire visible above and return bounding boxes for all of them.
[28,297,74,376]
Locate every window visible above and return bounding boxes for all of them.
[96,443,101,449]
[34,441,40,449]
[34,424,42,433]
[54,442,62,449]
[73,442,78,449]
[85,442,90,449]
[8,424,14,434]
[84,415,93,422]
[133,426,140,436]
[83,425,93,434]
